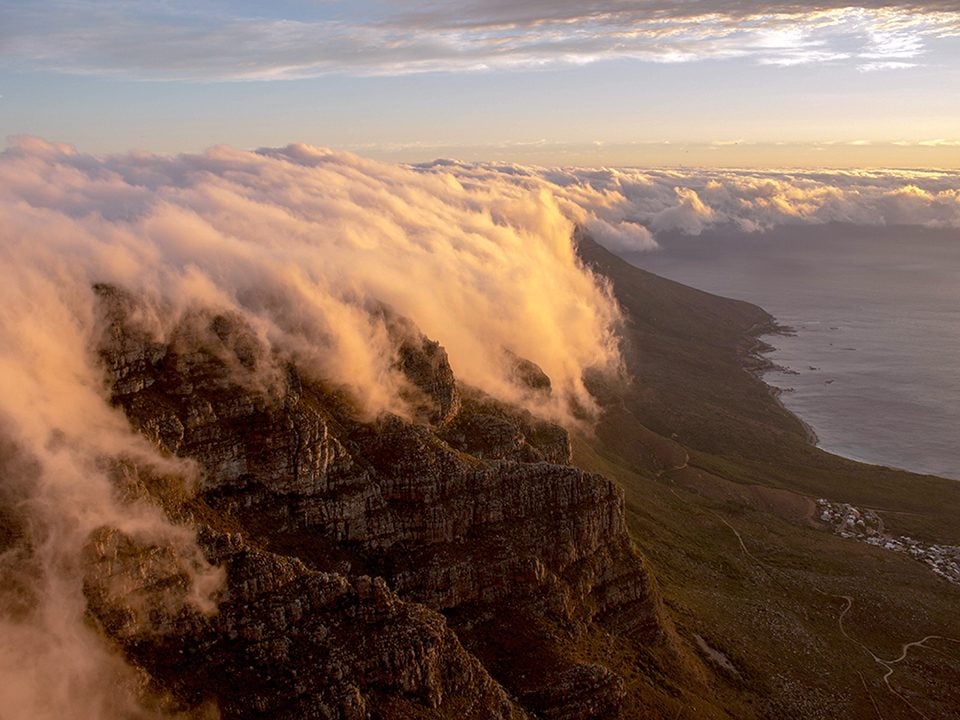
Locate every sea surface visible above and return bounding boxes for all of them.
[624,223,960,481]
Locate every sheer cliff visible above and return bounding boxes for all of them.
[81,284,706,719]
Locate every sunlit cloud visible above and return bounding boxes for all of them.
[416,160,960,242]
[1,1,958,79]
[0,137,633,717]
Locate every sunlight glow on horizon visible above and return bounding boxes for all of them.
[1,1,958,168]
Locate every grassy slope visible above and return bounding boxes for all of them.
[574,235,960,719]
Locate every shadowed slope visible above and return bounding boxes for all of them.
[574,232,960,719]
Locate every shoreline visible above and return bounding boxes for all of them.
[745,319,960,481]
[743,320,821,447]
[745,317,957,480]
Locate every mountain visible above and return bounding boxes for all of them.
[3,140,958,720]
[11,237,957,719]
[575,234,960,719]
[82,283,719,719]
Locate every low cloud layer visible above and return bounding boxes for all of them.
[2,1,958,78]
[421,161,960,246]
[564,167,960,235]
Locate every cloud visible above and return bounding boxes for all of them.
[584,217,659,252]
[433,163,960,241]
[650,187,716,234]
[0,137,628,714]
[0,221,224,717]
[1,1,959,79]
[858,59,920,69]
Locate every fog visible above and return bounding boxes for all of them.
[0,138,626,718]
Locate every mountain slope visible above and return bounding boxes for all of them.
[8,239,957,719]
[575,233,960,719]
[82,284,725,719]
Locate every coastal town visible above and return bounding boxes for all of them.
[818,499,960,586]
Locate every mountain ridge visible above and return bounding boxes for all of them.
[83,282,720,719]
[7,237,957,719]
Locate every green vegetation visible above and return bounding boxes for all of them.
[575,235,960,719]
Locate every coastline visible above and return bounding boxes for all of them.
[743,320,821,447]
[745,318,960,481]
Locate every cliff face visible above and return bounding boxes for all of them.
[83,285,673,719]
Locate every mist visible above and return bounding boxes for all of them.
[0,137,628,719]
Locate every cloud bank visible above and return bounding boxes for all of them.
[1,1,958,78]
[418,161,960,244]
[563,167,960,235]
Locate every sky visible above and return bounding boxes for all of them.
[1,0,959,167]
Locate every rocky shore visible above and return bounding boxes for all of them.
[743,322,821,447]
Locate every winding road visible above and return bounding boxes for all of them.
[657,457,960,719]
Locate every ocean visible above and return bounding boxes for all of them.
[623,223,960,481]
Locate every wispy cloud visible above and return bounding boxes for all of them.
[1,1,958,79]
[858,59,920,69]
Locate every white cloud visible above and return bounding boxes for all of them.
[1,1,958,79]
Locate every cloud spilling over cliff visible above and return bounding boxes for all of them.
[0,138,628,718]
[2,138,958,718]
[2,138,625,417]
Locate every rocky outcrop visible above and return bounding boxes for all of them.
[86,285,672,719]
[84,526,525,720]
[390,313,461,426]
[439,390,571,465]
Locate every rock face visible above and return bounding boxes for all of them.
[84,285,671,719]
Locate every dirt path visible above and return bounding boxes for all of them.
[818,590,960,719]
[656,449,690,477]
[661,467,960,718]
[818,583,960,718]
